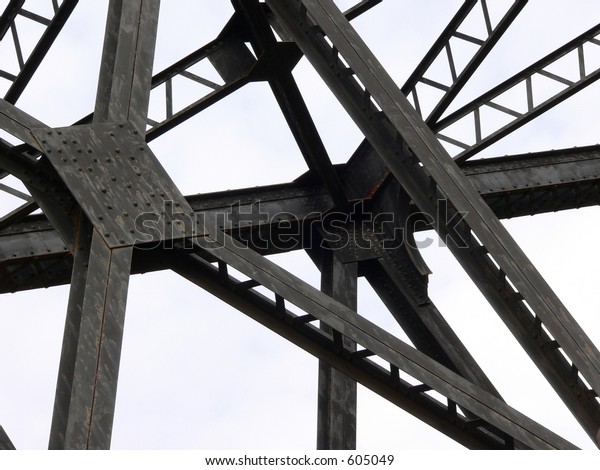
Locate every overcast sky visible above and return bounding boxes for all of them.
[1,0,600,450]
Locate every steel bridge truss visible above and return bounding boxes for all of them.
[1,0,600,450]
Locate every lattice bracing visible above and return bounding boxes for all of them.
[1,0,600,450]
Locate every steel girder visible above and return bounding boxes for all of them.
[266,0,600,447]
[0,425,15,450]
[0,0,79,104]
[3,145,600,293]
[1,0,600,451]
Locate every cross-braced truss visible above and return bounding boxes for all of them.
[1,0,600,450]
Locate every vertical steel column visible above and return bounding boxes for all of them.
[63,229,133,449]
[48,215,92,449]
[317,252,357,449]
[48,0,159,449]
[94,0,159,133]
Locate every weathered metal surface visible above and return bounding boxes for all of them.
[31,122,196,248]
[2,0,600,451]
[267,0,600,445]
[317,253,357,450]
[404,0,528,124]
[4,144,600,294]
[172,249,512,449]
[3,0,79,104]
[45,0,161,451]
[434,22,600,160]
[0,424,15,450]
[55,230,133,449]
[93,0,159,133]
[182,227,577,449]
[0,1,25,42]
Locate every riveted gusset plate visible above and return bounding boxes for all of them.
[31,122,200,248]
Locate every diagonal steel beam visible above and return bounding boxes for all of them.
[0,98,46,147]
[0,0,25,41]
[0,424,16,450]
[422,0,528,125]
[342,0,382,22]
[401,0,528,122]
[140,0,383,142]
[267,0,600,446]
[233,0,347,205]
[171,248,510,449]
[174,225,577,449]
[0,426,15,450]
[0,102,78,244]
[434,22,600,161]
[360,180,502,401]
[4,0,79,104]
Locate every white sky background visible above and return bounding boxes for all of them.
[0,0,600,450]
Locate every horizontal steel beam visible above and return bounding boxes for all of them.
[2,145,600,293]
